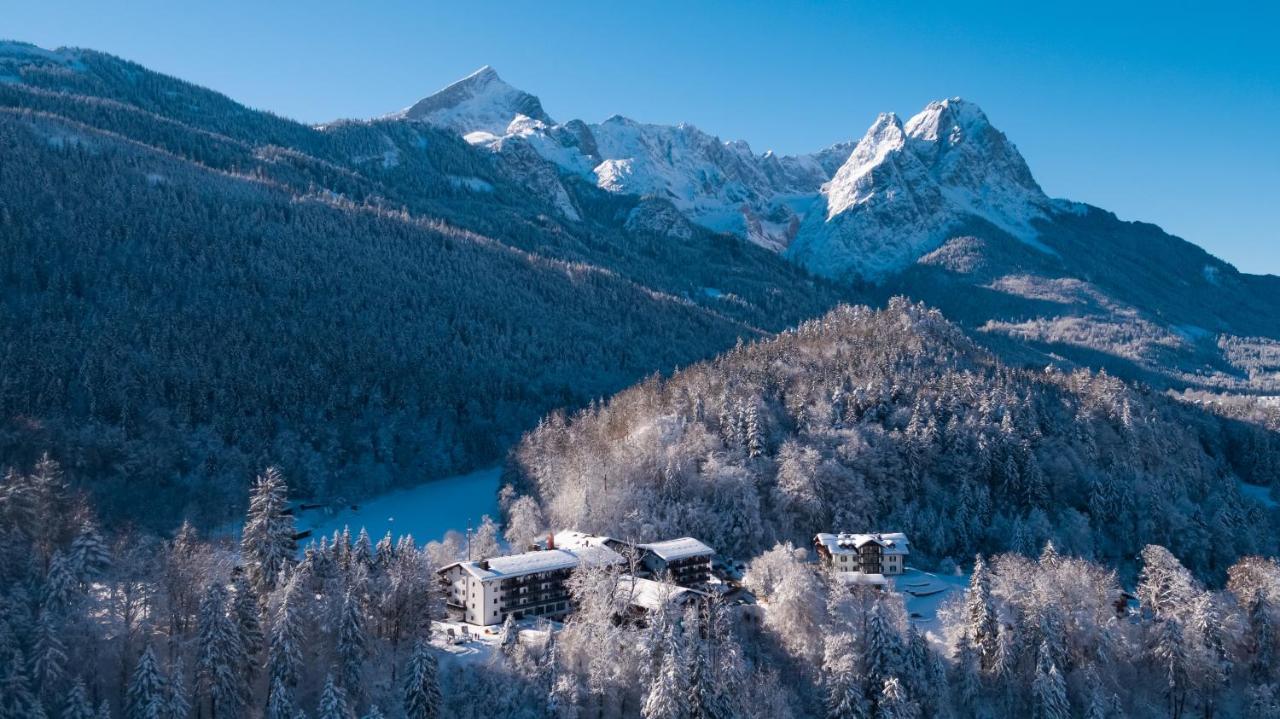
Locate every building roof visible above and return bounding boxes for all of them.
[636,537,714,562]
[815,532,910,556]
[616,575,706,611]
[439,544,624,581]
[551,530,613,550]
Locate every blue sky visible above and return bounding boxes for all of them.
[8,0,1279,275]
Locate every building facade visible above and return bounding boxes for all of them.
[813,532,910,575]
[438,544,624,626]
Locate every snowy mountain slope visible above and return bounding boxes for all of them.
[391,65,553,139]
[785,99,1052,282]
[393,66,851,249]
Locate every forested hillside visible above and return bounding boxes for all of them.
[0,44,848,527]
[512,300,1280,580]
[8,457,1280,719]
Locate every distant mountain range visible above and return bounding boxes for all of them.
[395,64,1280,395]
[0,40,1276,526]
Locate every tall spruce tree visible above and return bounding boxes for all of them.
[195,584,244,719]
[402,639,441,719]
[126,646,167,719]
[241,468,296,596]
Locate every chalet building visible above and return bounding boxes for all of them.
[551,531,716,588]
[616,575,708,620]
[813,532,910,575]
[438,544,624,626]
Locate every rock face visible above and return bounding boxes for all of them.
[392,66,852,247]
[393,71,1057,272]
[393,66,554,139]
[786,99,1051,282]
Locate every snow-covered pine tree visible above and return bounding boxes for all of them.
[265,678,298,719]
[43,549,78,612]
[641,633,685,719]
[1032,642,1070,719]
[1151,616,1189,718]
[374,532,394,569]
[126,646,167,719]
[63,680,95,719]
[268,577,305,689]
[195,583,245,719]
[1247,591,1276,682]
[360,706,386,719]
[352,529,373,569]
[403,638,441,719]
[878,676,914,719]
[241,467,296,596]
[337,590,367,703]
[864,598,901,695]
[318,673,351,719]
[0,647,45,719]
[162,657,190,719]
[823,632,869,719]
[231,574,263,676]
[31,609,68,698]
[964,555,999,673]
[69,518,111,587]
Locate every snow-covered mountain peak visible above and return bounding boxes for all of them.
[787,98,1053,281]
[395,65,554,138]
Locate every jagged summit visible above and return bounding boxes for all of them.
[785,98,1052,281]
[395,65,554,138]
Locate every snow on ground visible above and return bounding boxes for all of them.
[295,466,501,545]
[894,567,970,638]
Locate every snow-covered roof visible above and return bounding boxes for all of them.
[835,571,889,587]
[440,544,624,582]
[552,530,614,550]
[815,532,910,556]
[616,575,705,611]
[637,537,714,562]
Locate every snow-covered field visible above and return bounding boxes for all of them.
[894,567,970,637]
[295,466,501,544]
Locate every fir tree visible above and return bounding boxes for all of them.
[241,468,296,596]
[165,658,190,719]
[268,577,305,689]
[231,574,263,679]
[265,678,298,719]
[1032,643,1069,719]
[126,646,167,719]
[64,680,96,719]
[195,584,244,719]
[878,676,914,719]
[0,648,45,719]
[402,639,441,719]
[963,555,999,674]
[337,590,367,704]
[31,610,68,697]
[317,673,351,719]
[69,518,111,586]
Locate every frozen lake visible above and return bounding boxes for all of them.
[295,466,502,545]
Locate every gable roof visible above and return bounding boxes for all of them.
[637,537,714,562]
[815,532,911,556]
[438,544,624,581]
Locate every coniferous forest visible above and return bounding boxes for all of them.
[2,31,1280,719]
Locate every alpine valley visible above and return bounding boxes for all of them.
[1,41,1277,528]
[5,36,1280,719]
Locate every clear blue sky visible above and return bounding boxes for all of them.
[9,0,1279,275]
